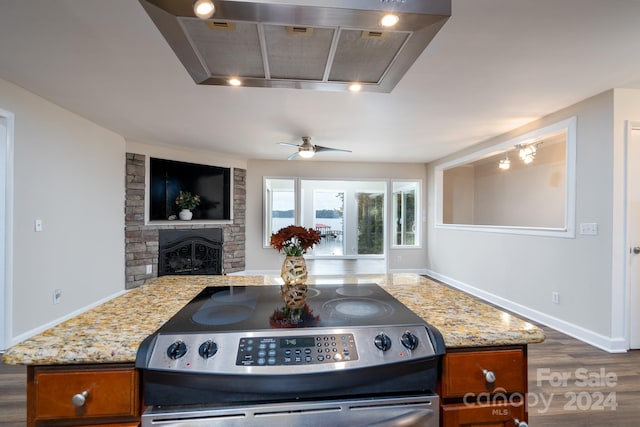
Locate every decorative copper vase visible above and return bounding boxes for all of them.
[280,256,308,309]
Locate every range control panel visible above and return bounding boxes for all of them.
[144,326,436,375]
[236,334,358,366]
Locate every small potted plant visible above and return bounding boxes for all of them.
[175,190,200,220]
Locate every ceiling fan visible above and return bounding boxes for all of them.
[279,136,352,160]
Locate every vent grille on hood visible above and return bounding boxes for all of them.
[139,0,451,93]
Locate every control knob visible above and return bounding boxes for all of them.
[374,333,392,351]
[166,340,187,359]
[400,331,419,350]
[198,340,218,359]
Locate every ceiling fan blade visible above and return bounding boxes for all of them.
[313,144,352,153]
[278,142,301,148]
[287,152,300,160]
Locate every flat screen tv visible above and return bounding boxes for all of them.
[149,157,232,221]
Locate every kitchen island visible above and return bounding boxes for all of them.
[3,273,544,426]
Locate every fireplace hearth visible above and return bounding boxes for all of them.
[158,229,223,276]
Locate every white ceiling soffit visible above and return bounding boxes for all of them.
[139,0,451,93]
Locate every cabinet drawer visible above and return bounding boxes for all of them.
[442,349,525,398]
[442,402,526,427]
[31,364,139,422]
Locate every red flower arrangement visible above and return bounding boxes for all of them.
[270,225,321,256]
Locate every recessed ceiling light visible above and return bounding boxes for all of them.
[193,0,215,19]
[349,83,362,92]
[228,78,242,87]
[380,14,399,27]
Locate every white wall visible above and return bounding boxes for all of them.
[0,78,126,344]
[442,166,474,224]
[427,90,622,351]
[246,160,428,272]
[611,88,640,348]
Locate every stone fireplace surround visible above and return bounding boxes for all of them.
[125,153,245,289]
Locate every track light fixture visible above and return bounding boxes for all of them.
[518,145,537,164]
[498,154,511,170]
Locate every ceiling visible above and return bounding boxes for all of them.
[1,0,640,163]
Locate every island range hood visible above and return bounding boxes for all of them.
[139,0,451,93]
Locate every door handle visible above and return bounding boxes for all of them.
[633,247,640,255]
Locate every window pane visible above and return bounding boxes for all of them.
[392,181,419,247]
[313,190,345,256]
[357,192,384,254]
[264,178,295,246]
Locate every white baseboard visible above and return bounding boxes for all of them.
[424,269,627,354]
[388,268,430,275]
[9,290,128,347]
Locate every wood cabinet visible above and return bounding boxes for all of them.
[27,363,141,427]
[442,402,526,427]
[440,346,528,427]
[23,348,530,427]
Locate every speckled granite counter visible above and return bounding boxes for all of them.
[2,274,544,365]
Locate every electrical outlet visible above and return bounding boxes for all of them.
[552,292,560,304]
[53,289,62,304]
[146,264,153,274]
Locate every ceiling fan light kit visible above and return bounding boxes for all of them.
[280,136,352,160]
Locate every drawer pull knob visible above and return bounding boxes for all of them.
[482,369,496,383]
[71,390,89,407]
[514,419,528,427]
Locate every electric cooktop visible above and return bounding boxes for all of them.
[156,283,427,332]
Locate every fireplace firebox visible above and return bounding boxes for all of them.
[158,229,223,276]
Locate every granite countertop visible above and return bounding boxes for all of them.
[2,274,544,365]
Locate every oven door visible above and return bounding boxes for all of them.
[142,395,439,427]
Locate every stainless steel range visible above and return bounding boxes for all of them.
[136,283,445,426]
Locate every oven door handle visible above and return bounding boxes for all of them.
[366,408,436,427]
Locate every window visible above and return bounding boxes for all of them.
[392,181,420,247]
[264,178,296,246]
[435,117,576,237]
[264,178,423,254]
[300,180,386,257]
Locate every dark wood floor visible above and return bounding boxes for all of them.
[527,325,640,426]
[1,325,638,426]
[0,358,26,426]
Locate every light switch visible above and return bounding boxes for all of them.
[34,219,43,232]
[579,222,598,235]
